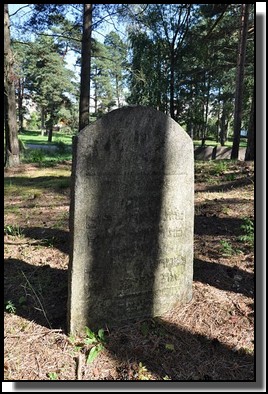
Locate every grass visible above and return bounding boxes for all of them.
[18,130,248,167]
[20,130,247,149]
[4,171,70,201]
[18,130,74,146]
[18,130,74,166]
[193,138,248,147]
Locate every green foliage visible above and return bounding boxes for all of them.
[4,224,23,237]
[238,218,254,246]
[220,240,235,256]
[163,375,172,380]
[91,32,127,114]
[220,239,242,256]
[26,111,40,130]
[165,343,175,351]
[21,35,76,141]
[137,362,152,380]
[225,173,236,181]
[23,149,45,164]
[84,327,106,364]
[47,372,58,380]
[209,161,228,175]
[19,133,73,165]
[5,300,16,314]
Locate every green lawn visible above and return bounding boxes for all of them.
[18,130,74,146]
[20,130,247,148]
[17,130,247,167]
[18,130,74,166]
[193,138,248,148]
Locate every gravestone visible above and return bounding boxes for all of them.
[194,146,215,160]
[67,106,194,334]
[214,146,232,160]
[214,146,246,161]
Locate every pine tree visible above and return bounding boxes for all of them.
[4,4,20,167]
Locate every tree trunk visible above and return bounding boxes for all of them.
[41,107,47,135]
[115,75,120,108]
[203,73,211,145]
[47,106,56,142]
[79,4,92,131]
[47,128,53,143]
[245,95,254,161]
[169,48,175,119]
[18,78,24,133]
[231,4,249,159]
[220,103,228,146]
[4,4,20,167]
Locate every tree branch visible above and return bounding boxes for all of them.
[9,4,31,17]
[205,5,230,39]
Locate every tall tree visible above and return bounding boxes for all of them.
[124,4,192,120]
[79,4,93,131]
[91,41,115,117]
[104,31,127,108]
[231,4,250,159]
[12,41,30,133]
[245,93,254,161]
[24,36,76,142]
[4,4,20,167]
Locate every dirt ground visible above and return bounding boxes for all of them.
[4,159,254,381]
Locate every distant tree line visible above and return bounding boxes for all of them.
[4,3,254,167]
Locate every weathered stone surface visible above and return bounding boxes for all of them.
[238,147,246,161]
[194,146,215,160]
[214,146,232,160]
[67,106,194,334]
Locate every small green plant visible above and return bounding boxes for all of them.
[47,372,58,380]
[84,327,106,364]
[4,224,23,237]
[220,240,242,256]
[225,173,236,181]
[165,343,175,351]
[238,218,254,246]
[137,362,152,380]
[41,237,56,247]
[25,149,45,163]
[5,300,16,314]
[210,161,228,175]
[163,375,171,380]
[220,240,234,256]
[68,333,76,345]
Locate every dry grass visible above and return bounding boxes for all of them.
[4,160,254,381]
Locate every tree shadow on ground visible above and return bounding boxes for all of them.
[19,227,70,255]
[196,176,254,193]
[4,257,255,381]
[194,216,246,236]
[105,318,254,381]
[4,175,70,194]
[194,258,254,298]
[4,258,68,330]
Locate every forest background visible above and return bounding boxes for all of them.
[5,3,256,166]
